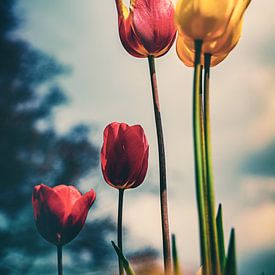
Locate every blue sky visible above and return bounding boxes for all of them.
[16,1,275,273]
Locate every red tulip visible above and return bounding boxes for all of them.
[101,122,149,189]
[32,184,96,246]
[115,0,176,58]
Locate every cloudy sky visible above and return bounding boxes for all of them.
[16,0,275,274]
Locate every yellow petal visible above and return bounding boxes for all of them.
[115,0,130,18]
[176,34,229,67]
[175,0,237,41]
[176,34,195,67]
[203,18,243,55]
[202,0,251,55]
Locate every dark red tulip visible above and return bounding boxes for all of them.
[115,0,176,58]
[32,184,96,246]
[101,122,149,189]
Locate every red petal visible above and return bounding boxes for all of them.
[129,146,149,188]
[62,189,96,244]
[53,185,82,217]
[132,0,176,56]
[101,123,149,189]
[32,184,65,245]
[118,15,148,57]
[101,123,130,187]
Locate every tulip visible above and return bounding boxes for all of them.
[175,2,251,275]
[101,122,149,189]
[32,184,96,246]
[101,122,148,275]
[175,0,237,42]
[175,0,251,66]
[176,34,228,67]
[114,0,176,57]
[113,2,175,272]
[203,0,251,56]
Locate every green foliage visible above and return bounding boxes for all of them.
[112,241,136,275]
[172,234,180,275]
[225,229,237,275]
[216,204,226,272]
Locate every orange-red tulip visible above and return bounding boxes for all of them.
[101,122,149,189]
[115,0,176,57]
[32,184,96,246]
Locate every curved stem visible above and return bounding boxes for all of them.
[203,53,221,275]
[57,245,63,275]
[148,55,172,275]
[117,189,125,275]
[193,40,210,275]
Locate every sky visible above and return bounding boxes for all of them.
[15,1,275,274]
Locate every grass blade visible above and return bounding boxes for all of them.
[111,241,135,275]
[172,234,181,275]
[216,204,226,272]
[225,229,237,275]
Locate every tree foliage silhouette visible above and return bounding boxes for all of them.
[0,1,115,273]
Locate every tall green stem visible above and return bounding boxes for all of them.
[193,40,209,275]
[117,189,125,275]
[57,245,63,275]
[148,55,172,275]
[203,53,221,275]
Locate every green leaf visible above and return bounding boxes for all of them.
[111,241,135,275]
[225,229,237,275]
[216,204,226,272]
[172,234,180,275]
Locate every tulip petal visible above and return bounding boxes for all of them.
[122,125,149,186]
[129,146,149,188]
[175,0,237,41]
[101,122,149,189]
[32,184,66,245]
[118,15,148,57]
[62,189,96,245]
[176,34,196,67]
[115,0,130,18]
[53,185,82,217]
[131,0,176,56]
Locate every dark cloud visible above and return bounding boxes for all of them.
[240,247,275,275]
[242,140,275,177]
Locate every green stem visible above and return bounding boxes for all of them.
[200,65,212,274]
[193,40,209,275]
[172,234,180,275]
[203,53,221,275]
[148,55,172,275]
[57,245,63,275]
[118,189,125,275]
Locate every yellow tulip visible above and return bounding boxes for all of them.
[175,0,237,41]
[176,34,228,67]
[176,0,251,66]
[203,0,251,55]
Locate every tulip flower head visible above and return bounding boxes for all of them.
[175,0,237,41]
[115,0,176,57]
[101,122,149,189]
[176,0,251,66]
[32,184,96,246]
[176,34,228,67]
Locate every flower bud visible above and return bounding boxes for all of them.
[115,0,176,57]
[101,122,149,189]
[32,184,96,246]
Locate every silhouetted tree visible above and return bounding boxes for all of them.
[0,1,116,273]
